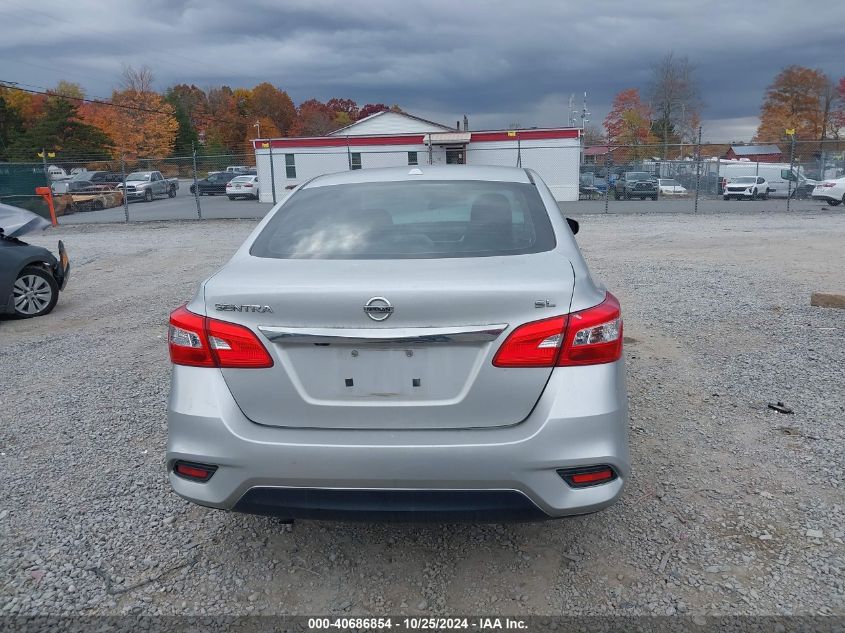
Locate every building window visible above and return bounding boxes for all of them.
[350,152,362,170]
[285,154,296,179]
[408,151,418,166]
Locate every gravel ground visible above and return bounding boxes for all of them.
[0,210,843,618]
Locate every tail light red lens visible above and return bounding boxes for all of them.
[492,315,566,367]
[558,292,622,366]
[168,305,215,367]
[492,293,622,368]
[168,305,273,369]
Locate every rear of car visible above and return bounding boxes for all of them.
[811,178,845,206]
[166,166,629,521]
[226,175,259,200]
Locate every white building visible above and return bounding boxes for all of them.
[253,110,581,203]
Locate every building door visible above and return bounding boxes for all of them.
[445,146,465,164]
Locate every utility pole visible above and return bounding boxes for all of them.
[253,119,261,138]
[40,148,49,181]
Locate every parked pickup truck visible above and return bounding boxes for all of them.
[613,171,658,200]
[116,171,178,202]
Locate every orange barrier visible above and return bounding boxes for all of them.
[35,187,58,226]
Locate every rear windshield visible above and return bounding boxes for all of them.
[250,180,556,259]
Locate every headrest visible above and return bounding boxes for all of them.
[470,193,511,224]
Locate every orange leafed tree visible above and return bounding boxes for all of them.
[250,83,296,137]
[755,66,837,143]
[603,88,656,160]
[82,67,178,159]
[289,99,336,136]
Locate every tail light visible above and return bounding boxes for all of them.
[492,293,622,368]
[821,182,835,188]
[168,305,273,368]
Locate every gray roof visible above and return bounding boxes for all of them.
[730,144,782,156]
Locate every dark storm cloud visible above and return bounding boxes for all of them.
[1,0,843,140]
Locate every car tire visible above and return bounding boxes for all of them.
[168,186,177,198]
[93,199,104,210]
[750,188,757,201]
[723,196,730,201]
[829,199,842,207]
[144,189,153,203]
[651,195,658,201]
[228,196,236,201]
[12,266,59,318]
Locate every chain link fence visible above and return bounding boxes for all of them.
[2,139,843,225]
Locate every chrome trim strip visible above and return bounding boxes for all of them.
[258,324,508,345]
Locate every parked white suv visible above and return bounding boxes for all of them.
[811,177,845,206]
[723,176,769,200]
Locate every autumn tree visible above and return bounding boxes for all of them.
[604,88,655,159]
[649,52,701,154]
[165,84,208,155]
[0,88,46,130]
[82,66,178,159]
[289,99,336,136]
[8,97,113,161]
[251,83,296,136]
[357,103,389,120]
[50,81,85,101]
[755,66,840,144]
[203,86,249,151]
[582,124,606,146]
[836,77,845,132]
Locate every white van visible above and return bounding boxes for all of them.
[720,161,806,198]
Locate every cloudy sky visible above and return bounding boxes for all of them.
[1,0,843,142]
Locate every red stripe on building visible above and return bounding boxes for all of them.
[253,128,580,150]
[469,129,580,142]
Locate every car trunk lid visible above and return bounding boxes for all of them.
[205,254,574,430]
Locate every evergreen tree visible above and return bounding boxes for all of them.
[8,97,113,161]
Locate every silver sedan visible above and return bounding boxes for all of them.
[166,165,629,521]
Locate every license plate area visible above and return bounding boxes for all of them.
[280,342,483,403]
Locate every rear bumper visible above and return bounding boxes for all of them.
[166,361,630,520]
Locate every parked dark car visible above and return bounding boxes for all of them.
[0,204,69,318]
[613,171,658,200]
[190,172,237,195]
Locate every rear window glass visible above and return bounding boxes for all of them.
[250,180,556,259]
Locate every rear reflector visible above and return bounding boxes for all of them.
[492,293,622,368]
[173,461,218,482]
[168,305,273,368]
[557,465,617,488]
